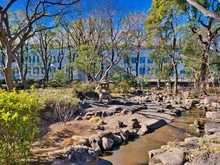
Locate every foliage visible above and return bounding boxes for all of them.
[0,89,40,164]
[135,76,149,89]
[49,69,70,87]
[73,45,101,81]
[71,82,96,94]
[32,88,78,107]
[181,30,203,87]
[32,88,79,121]
[109,66,135,85]
[118,80,132,93]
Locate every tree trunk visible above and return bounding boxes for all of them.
[3,52,15,92]
[15,55,29,89]
[136,47,140,77]
[200,49,209,91]
[100,64,113,81]
[173,61,178,95]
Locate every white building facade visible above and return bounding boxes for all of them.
[0,49,187,82]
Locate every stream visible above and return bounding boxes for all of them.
[98,109,207,165]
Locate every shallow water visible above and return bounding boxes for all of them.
[99,109,206,165]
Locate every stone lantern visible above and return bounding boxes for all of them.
[98,80,112,103]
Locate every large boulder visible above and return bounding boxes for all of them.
[51,145,98,165]
[149,148,185,165]
[204,122,220,135]
[112,135,122,144]
[206,112,220,121]
[191,152,220,165]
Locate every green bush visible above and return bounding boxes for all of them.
[0,89,40,165]
[118,80,132,93]
[49,79,61,88]
[53,69,70,87]
[71,82,96,94]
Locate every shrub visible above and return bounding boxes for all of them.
[118,80,132,93]
[53,69,70,87]
[71,82,96,94]
[32,88,79,122]
[54,97,78,122]
[0,89,40,165]
[206,87,220,94]
[49,79,61,88]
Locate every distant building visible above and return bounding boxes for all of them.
[0,48,189,83]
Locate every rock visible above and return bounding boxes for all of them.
[89,117,101,122]
[94,111,103,117]
[107,106,123,113]
[204,97,217,106]
[206,112,220,120]
[101,137,114,150]
[211,102,220,108]
[112,135,122,144]
[191,152,220,165]
[204,122,220,135]
[90,141,102,155]
[128,118,140,129]
[66,145,98,165]
[89,135,101,144]
[203,131,220,140]
[196,128,200,133]
[162,103,172,109]
[85,112,95,117]
[120,129,130,141]
[138,123,150,135]
[61,136,88,147]
[149,148,185,165]
[97,130,113,139]
[171,109,181,116]
[194,120,200,128]
[145,119,167,130]
[82,116,91,120]
[74,116,83,120]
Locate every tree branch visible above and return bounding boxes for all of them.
[186,0,220,21]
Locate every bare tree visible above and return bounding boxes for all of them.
[100,0,131,81]
[32,26,55,88]
[125,12,147,77]
[0,0,79,91]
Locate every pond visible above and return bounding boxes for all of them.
[99,109,207,165]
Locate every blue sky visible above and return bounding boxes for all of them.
[119,0,152,12]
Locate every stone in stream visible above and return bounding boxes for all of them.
[149,148,185,165]
[112,135,122,144]
[101,137,114,150]
[145,119,167,130]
